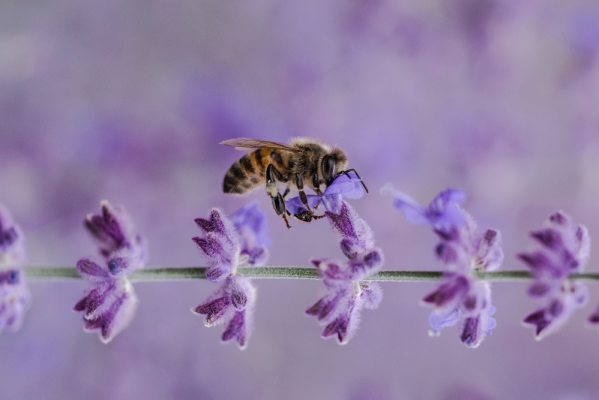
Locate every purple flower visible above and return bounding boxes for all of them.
[75,201,146,343]
[74,258,138,343]
[0,203,26,268]
[519,211,591,339]
[0,204,30,334]
[382,185,467,239]
[193,209,241,282]
[286,171,367,215]
[306,201,383,345]
[192,204,269,349]
[589,305,599,326]
[0,270,31,333]
[192,275,255,349]
[386,187,502,348]
[84,200,147,268]
[228,202,269,267]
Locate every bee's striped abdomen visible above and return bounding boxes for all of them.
[223,149,267,194]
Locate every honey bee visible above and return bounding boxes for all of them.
[221,138,367,228]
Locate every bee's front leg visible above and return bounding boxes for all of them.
[339,168,369,193]
[266,164,291,229]
[294,174,312,212]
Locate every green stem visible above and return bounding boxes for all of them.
[21,267,599,282]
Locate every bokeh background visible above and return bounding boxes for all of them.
[2,0,599,399]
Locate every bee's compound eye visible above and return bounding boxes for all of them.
[322,155,336,185]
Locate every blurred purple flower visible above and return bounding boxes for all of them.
[192,204,269,349]
[0,270,31,333]
[385,186,502,348]
[0,203,26,268]
[0,204,30,334]
[519,211,591,340]
[228,202,269,267]
[306,201,383,345]
[589,306,599,326]
[84,200,147,268]
[381,185,467,239]
[75,201,147,343]
[286,171,366,215]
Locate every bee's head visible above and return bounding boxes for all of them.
[321,148,348,186]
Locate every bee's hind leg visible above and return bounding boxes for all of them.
[266,164,292,229]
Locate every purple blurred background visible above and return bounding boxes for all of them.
[1,0,599,399]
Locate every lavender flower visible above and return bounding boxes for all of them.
[381,185,467,239]
[193,209,241,282]
[228,202,269,267]
[74,258,138,343]
[84,200,147,268]
[192,203,268,349]
[74,201,146,343]
[286,171,366,215]
[519,211,591,340]
[384,186,503,348]
[0,204,30,333]
[192,275,256,349]
[306,201,383,345]
[0,204,26,268]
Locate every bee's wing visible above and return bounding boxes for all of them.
[220,138,299,152]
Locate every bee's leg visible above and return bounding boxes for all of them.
[294,210,326,222]
[292,174,329,222]
[294,174,312,212]
[282,186,291,199]
[266,164,292,229]
[340,168,369,193]
[311,173,323,196]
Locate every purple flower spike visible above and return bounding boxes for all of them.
[75,201,147,343]
[0,203,26,268]
[307,201,383,345]
[387,187,502,348]
[459,282,497,349]
[286,171,366,215]
[192,204,269,349]
[193,209,241,282]
[84,200,147,269]
[192,274,256,350]
[519,211,591,339]
[0,204,30,334]
[228,202,270,266]
[382,185,467,237]
[74,258,138,343]
[422,273,470,309]
[0,270,31,333]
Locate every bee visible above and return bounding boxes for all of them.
[221,138,367,228]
